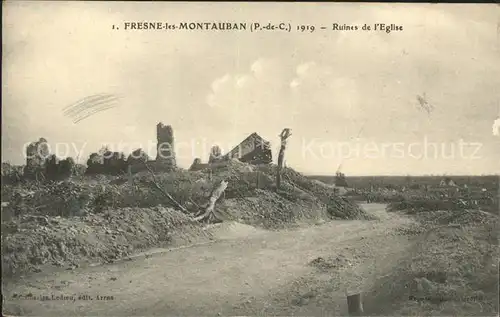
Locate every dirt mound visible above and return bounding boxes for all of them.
[1,161,371,277]
[1,207,213,278]
[326,197,374,220]
[220,189,329,229]
[362,215,499,316]
[1,161,368,224]
[387,196,498,216]
[387,199,458,213]
[417,209,499,226]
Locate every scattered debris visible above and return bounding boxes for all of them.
[1,126,373,278]
[308,254,357,271]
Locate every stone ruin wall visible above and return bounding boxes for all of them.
[156,122,176,169]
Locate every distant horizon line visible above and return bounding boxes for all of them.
[306,173,500,178]
[2,159,498,178]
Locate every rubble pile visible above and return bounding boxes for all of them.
[2,181,93,218]
[387,198,483,214]
[3,160,370,224]
[1,163,24,185]
[1,156,370,277]
[221,189,327,229]
[1,206,213,278]
[362,212,499,316]
[326,196,375,220]
[417,208,499,226]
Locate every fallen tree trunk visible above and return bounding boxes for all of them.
[194,180,228,222]
[144,162,189,213]
[144,162,228,223]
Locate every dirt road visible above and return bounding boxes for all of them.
[3,204,416,316]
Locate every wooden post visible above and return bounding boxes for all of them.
[347,293,364,316]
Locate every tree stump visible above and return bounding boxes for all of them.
[194,180,228,222]
[276,128,292,190]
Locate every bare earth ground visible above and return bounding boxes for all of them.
[2,204,422,316]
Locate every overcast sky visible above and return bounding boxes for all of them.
[2,2,499,175]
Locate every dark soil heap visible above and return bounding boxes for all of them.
[2,207,213,278]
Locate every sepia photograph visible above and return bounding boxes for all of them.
[2,1,499,316]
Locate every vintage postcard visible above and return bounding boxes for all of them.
[2,2,499,316]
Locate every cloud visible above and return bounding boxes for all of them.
[290,62,361,119]
[3,2,498,174]
[296,62,316,76]
[206,58,364,140]
[493,117,500,137]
